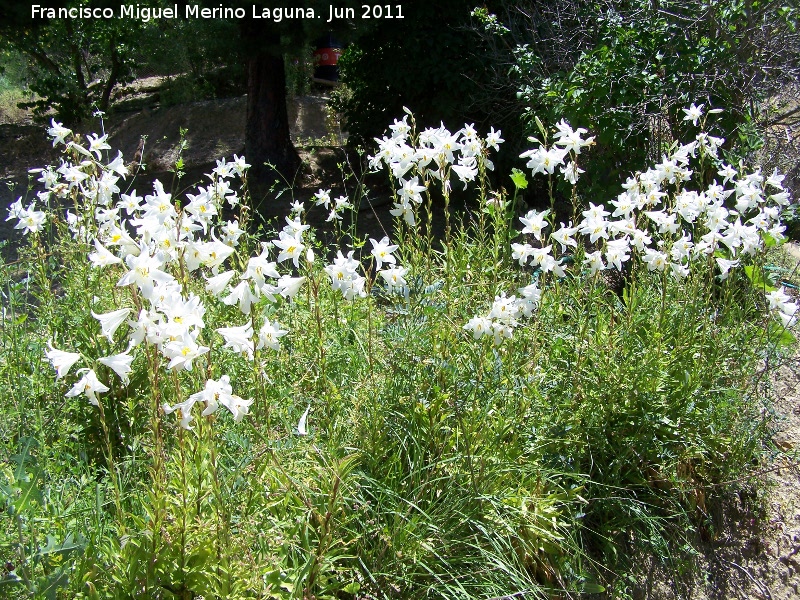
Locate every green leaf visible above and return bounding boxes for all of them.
[12,476,42,514]
[769,322,796,348]
[0,573,23,586]
[342,582,361,593]
[510,168,528,190]
[37,567,70,600]
[534,115,547,139]
[744,265,778,292]
[35,533,85,559]
[762,232,778,248]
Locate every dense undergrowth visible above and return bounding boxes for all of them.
[0,108,795,598]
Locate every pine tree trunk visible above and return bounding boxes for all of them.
[245,44,302,188]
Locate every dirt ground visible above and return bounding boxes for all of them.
[2,96,800,599]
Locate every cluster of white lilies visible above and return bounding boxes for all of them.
[369,112,503,226]
[21,121,406,430]
[11,105,797,428]
[365,105,795,346]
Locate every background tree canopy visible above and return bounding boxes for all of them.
[468,0,800,196]
[0,0,148,122]
[0,0,797,199]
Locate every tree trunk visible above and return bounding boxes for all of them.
[245,45,302,188]
[101,36,122,113]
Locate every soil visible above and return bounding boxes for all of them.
[2,95,800,599]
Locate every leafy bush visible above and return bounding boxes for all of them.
[0,17,148,123]
[471,0,800,199]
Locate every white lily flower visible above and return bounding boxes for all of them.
[117,250,174,300]
[682,103,703,126]
[65,369,110,406]
[715,257,740,280]
[223,280,258,315]
[463,315,492,340]
[98,350,134,385]
[217,323,255,359]
[45,341,81,380]
[257,319,288,351]
[277,275,306,299]
[47,119,71,146]
[89,238,122,268]
[164,375,251,429]
[297,404,311,435]
[205,270,236,297]
[370,236,399,270]
[313,188,331,209]
[86,133,111,159]
[379,266,408,292]
[519,209,550,240]
[91,308,131,343]
[583,251,605,275]
[273,231,305,268]
[163,335,209,372]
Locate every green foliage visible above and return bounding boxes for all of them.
[476,0,800,198]
[0,48,27,91]
[0,2,248,123]
[137,18,240,80]
[158,74,216,107]
[534,268,770,561]
[336,0,503,146]
[0,1,153,123]
[510,167,528,190]
[135,18,245,100]
[285,45,315,99]
[0,51,30,123]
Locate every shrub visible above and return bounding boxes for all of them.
[471,1,800,200]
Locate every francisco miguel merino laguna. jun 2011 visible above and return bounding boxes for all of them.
[29,4,406,23]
